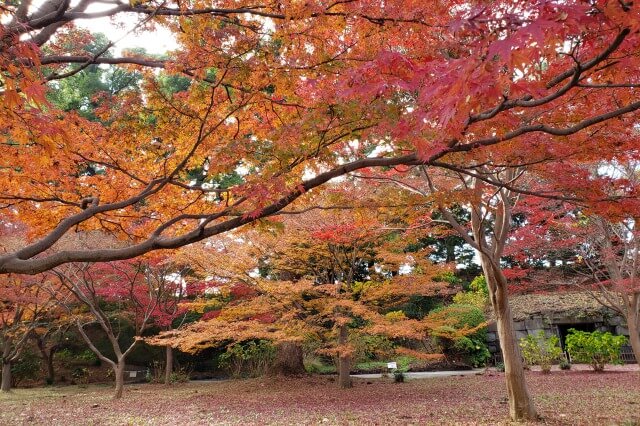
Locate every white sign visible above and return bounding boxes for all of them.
[387,362,397,369]
[129,371,137,378]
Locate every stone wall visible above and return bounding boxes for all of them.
[486,312,628,355]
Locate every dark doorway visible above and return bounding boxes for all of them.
[556,323,596,350]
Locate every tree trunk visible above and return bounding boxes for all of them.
[494,296,537,421]
[337,324,351,389]
[44,351,55,384]
[1,361,11,392]
[270,341,305,376]
[627,311,640,368]
[484,264,538,421]
[36,337,55,385]
[164,345,173,385]
[113,360,125,399]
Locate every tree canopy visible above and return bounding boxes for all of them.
[3,1,640,420]
[1,1,639,274]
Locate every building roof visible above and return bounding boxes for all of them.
[500,292,612,321]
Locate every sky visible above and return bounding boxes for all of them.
[75,3,178,55]
[21,0,179,55]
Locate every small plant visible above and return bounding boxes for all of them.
[147,360,192,384]
[393,371,405,383]
[53,348,74,362]
[54,348,99,366]
[350,334,395,365]
[453,275,489,309]
[147,360,164,383]
[219,340,276,378]
[565,329,627,372]
[304,356,335,374]
[71,367,90,384]
[495,362,505,372]
[11,351,41,387]
[452,335,491,368]
[519,331,563,373]
[77,350,100,366]
[559,359,571,370]
[168,366,192,384]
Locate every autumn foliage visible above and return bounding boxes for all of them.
[0,1,637,276]
[3,0,640,421]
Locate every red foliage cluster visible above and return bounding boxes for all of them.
[229,283,258,300]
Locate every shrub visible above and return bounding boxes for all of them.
[304,356,335,374]
[519,331,563,373]
[350,334,395,364]
[70,367,90,384]
[168,367,192,383]
[77,350,99,366]
[429,304,490,367]
[398,295,443,320]
[434,271,463,286]
[430,304,486,333]
[54,348,99,366]
[219,340,276,378]
[469,275,489,295]
[53,348,73,362]
[302,336,336,374]
[147,360,163,383]
[451,335,491,368]
[495,362,505,372]
[559,359,571,370]
[453,275,489,309]
[11,350,41,387]
[452,291,487,309]
[146,359,193,384]
[565,329,627,372]
[393,371,405,383]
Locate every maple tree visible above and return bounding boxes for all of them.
[487,156,640,366]
[0,226,73,389]
[0,2,636,275]
[153,235,316,375]
[153,201,461,388]
[268,206,446,388]
[53,259,192,398]
[429,168,538,419]
[324,164,542,416]
[578,216,640,367]
[30,308,73,386]
[0,274,62,392]
[519,160,640,367]
[152,271,453,384]
[576,163,640,369]
[2,0,640,421]
[333,159,632,418]
[127,256,195,385]
[442,163,640,417]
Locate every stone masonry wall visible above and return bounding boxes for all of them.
[486,313,628,355]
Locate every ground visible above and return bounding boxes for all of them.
[0,366,638,425]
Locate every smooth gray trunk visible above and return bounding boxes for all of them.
[627,312,640,368]
[484,263,537,421]
[114,360,125,399]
